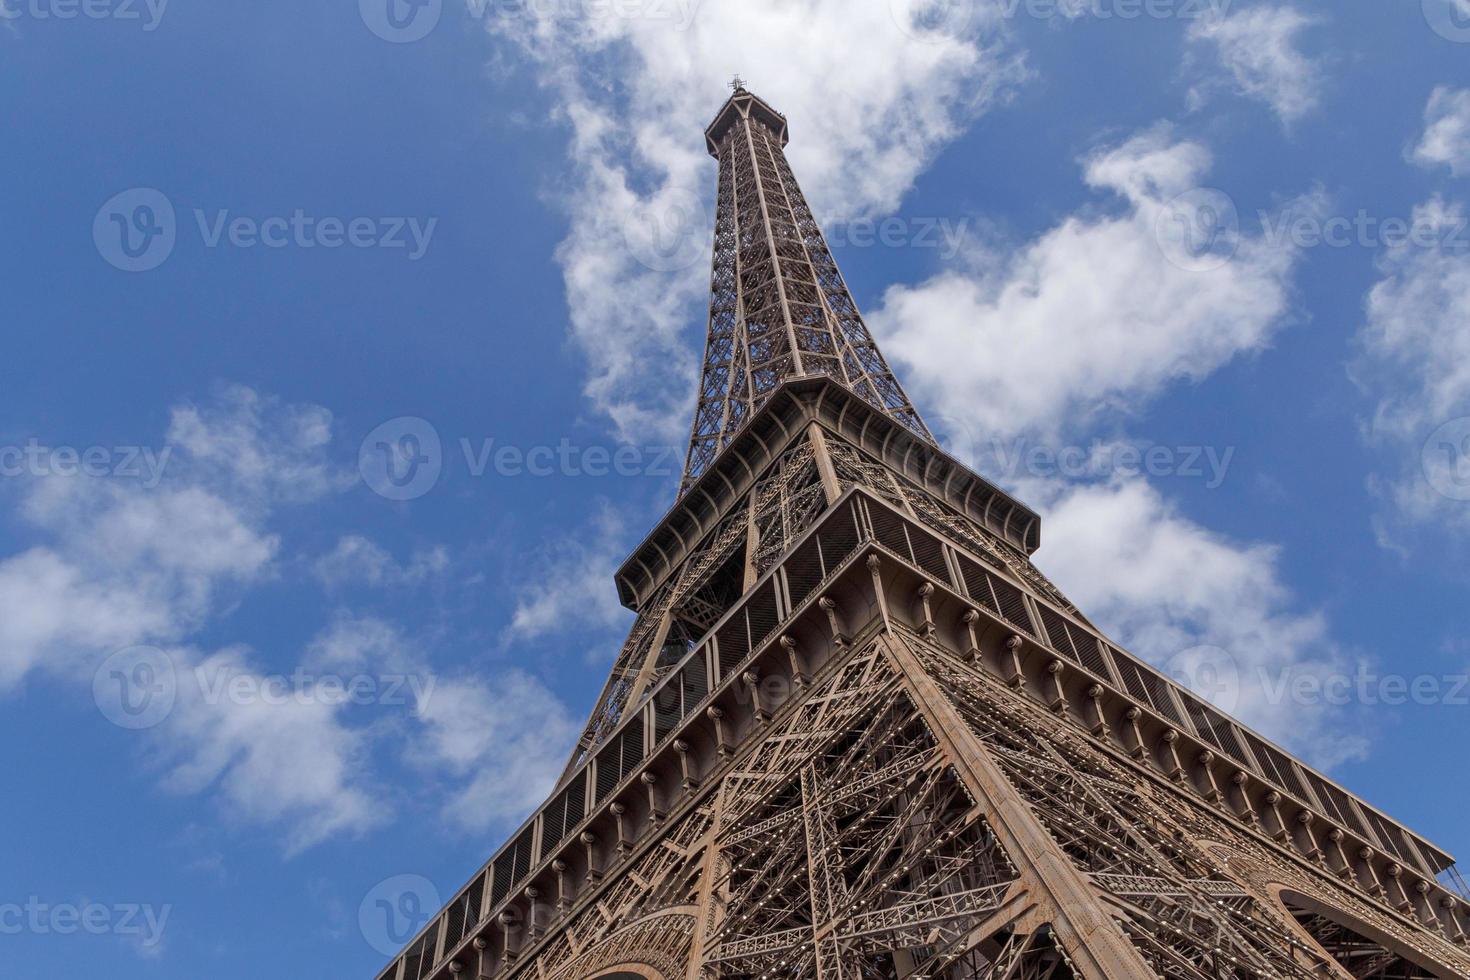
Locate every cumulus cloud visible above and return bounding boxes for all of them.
[0,384,584,849]
[507,501,633,641]
[1186,4,1325,127]
[416,672,579,832]
[1411,86,1470,178]
[313,534,449,590]
[1021,476,1366,768]
[1354,197,1470,539]
[0,391,313,689]
[873,126,1310,443]
[161,644,384,855]
[867,124,1364,766]
[165,383,348,506]
[487,0,1026,441]
[0,389,385,850]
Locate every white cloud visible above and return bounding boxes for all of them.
[867,124,1364,768]
[161,644,383,855]
[304,612,422,675]
[0,547,182,690]
[1022,475,1366,768]
[313,535,449,590]
[488,0,1027,441]
[165,383,347,506]
[1355,197,1470,538]
[0,388,379,850]
[0,387,350,691]
[0,386,585,851]
[0,481,278,691]
[416,672,579,832]
[1412,86,1470,178]
[872,126,1309,443]
[508,502,633,641]
[1187,4,1324,127]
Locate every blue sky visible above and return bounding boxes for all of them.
[2,0,1469,976]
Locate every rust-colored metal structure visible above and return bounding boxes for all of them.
[377,88,1470,980]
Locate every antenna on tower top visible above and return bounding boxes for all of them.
[730,75,746,93]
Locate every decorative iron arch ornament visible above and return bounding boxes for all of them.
[376,87,1470,980]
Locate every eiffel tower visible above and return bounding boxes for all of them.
[376,86,1470,980]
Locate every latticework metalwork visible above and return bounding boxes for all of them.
[375,89,1470,980]
[680,87,932,495]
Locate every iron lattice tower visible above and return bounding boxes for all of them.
[681,87,931,495]
[377,89,1470,980]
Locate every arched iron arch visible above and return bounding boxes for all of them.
[1277,888,1456,979]
[586,968,664,980]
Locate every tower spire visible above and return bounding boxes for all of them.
[680,87,933,496]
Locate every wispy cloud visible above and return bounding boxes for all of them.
[416,671,578,833]
[1412,86,1470,178]
[0,386,578,852]
[313,535,449,590]
[1355,196,1470,542]
[508,501,632,642]
[1186,3,1325,127]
